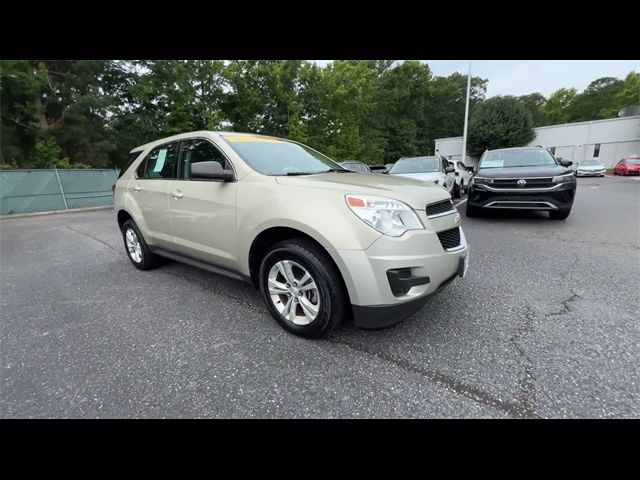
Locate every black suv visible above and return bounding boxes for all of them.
[466,146,576,220]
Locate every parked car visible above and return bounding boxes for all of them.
[466,146,576,220]
[369,165,388,174]
[114,132,469,338]
[388,156,457,197]
[613,155,640,176]
[454,160,474,194]
[339,160,371,173]
[572,159,606,177]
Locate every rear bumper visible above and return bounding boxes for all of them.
[468,183,576,210]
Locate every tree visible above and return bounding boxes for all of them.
[517,93,546,126]
[540,88,577,126]
[467,96,536,157]
[565,77,624,121]
[617,71,640,108]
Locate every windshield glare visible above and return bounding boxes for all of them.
[389,157,440,174]
[480,149,557,169]
[223,136,344,175]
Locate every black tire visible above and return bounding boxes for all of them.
[452,181,461,199]
[121,219,161,270]
[465,202,480,217]
[258,238,348,338]
[549,208,571,220]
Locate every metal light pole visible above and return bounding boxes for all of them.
[461,61,472,165]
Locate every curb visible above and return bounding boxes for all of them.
[1,205,114,220]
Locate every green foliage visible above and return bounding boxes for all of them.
[467,96,536,157]
[1,60,636,169]
[565,77,625,121]
[617,71,640,108]
[517,93,546,126]
[540,88,577,125]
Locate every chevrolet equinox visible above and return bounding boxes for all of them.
[114,131,469,338]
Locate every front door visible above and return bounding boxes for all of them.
[168,138,238,270]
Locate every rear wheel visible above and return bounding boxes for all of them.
[549,208,571,220]
[259,239,348,338]
[121,219,161,270]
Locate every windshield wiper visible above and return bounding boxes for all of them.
[325,168,354,173]
[284,171,318,176]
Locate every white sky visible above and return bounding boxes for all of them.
[312,60,639,98]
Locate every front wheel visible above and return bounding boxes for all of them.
[259,239,348,338]
[549,208,571,220]
[466,202,480,217]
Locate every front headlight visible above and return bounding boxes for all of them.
[472,176,493,185]
[345,195,424,237]
[552,173,575,183]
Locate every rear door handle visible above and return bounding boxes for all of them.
[171,190,183,199]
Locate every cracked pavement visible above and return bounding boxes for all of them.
[1,176,638,418]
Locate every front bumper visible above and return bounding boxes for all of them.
[576,170,605,176]
[351,253,468,328]
[330,211,469,329]
[467,182,576,210]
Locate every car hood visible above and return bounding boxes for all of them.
[275,172,450,210]
[578,165,605,170]
[477,165,572,178]
[389,172,445,183]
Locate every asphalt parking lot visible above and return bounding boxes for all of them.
[1,175,639,418]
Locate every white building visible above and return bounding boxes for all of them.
[434,116,640,169]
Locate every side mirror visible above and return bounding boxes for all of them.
[191,161,234,181]
[559,159,573,167]
[445,166,455,173]
[466,166,475,172]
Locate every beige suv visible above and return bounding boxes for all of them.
[114,131,469,338]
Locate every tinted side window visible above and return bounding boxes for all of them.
[179,138,229,179]
[139,142,179,179]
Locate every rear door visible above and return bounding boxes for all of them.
[131,142,179,247]
[168,137,238,269]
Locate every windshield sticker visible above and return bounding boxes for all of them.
[481,158,503,168]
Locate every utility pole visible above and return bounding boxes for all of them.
[461,60,472,164]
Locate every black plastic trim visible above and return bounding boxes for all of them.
[386,268,430,297]
[150,247,252,285]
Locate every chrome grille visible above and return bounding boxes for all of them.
[490,177,554,189]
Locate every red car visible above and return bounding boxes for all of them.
[613,155,640,176]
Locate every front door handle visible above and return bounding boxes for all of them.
[134,185,141,192]
[171,190,183,199]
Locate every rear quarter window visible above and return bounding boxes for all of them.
[119,151,144,178]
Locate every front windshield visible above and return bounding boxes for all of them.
[389,157,440,174]
[480,148,557,169]
[580,160,600,166]
[222,135,345,175]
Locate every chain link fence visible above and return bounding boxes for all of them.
[0,169,119,216]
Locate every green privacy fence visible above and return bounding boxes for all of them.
[0,169,119,215]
